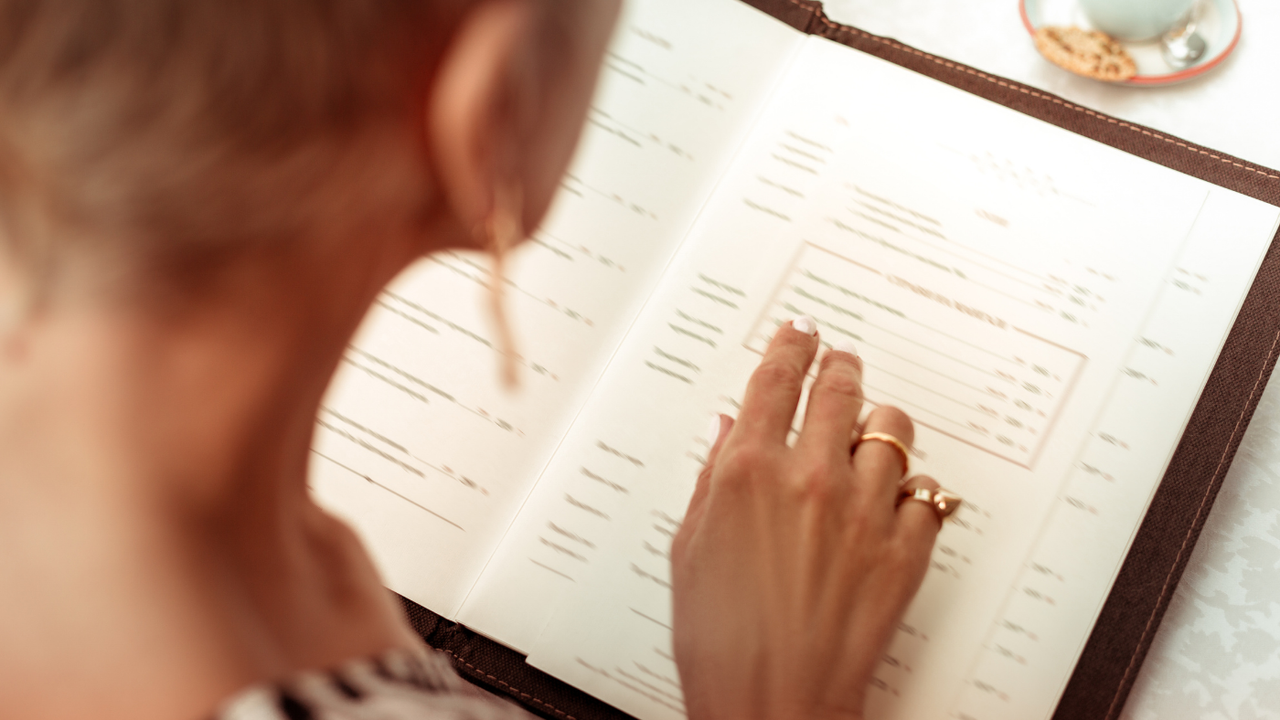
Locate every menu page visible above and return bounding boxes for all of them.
[512,37,1280,720]
[308,0,804,617]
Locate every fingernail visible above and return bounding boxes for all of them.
[706,413,723,444]
[832,339,859,357]
[791,315,817,336]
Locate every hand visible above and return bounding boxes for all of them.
[672,318,942,720]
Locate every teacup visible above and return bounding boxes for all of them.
[1078,0,1197,41]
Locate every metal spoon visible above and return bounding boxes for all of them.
[1161,4,1207,70]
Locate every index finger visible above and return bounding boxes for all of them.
[733,316,820,445]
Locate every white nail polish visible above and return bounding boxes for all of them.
[833,339,859,357]
[791,315,817,336]
[706,414,723,444]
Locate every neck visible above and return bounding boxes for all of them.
[0,244,421,719]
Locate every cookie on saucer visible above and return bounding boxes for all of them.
[1034,26,1137,82]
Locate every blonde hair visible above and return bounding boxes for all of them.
[0,0,468,290]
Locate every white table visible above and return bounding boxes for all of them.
[819,2,1280,716]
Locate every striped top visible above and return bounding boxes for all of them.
[214,646,532,720]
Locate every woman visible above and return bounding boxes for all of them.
[0,1,944,719]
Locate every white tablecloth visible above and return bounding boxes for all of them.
[819,2,1280,717]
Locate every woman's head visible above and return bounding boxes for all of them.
[0,0,619,302]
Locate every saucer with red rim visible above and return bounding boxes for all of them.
[1020,0,1242,86]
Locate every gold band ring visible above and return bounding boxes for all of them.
[857,432,910,477]
[896,487,963,521]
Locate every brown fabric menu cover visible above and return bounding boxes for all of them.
[402,3,1280,720]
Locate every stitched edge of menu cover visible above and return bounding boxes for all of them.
[403,2,1280,719]
[400,596,637,720]
[742,1,1280,719]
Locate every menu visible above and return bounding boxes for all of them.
[310,1,1280,718]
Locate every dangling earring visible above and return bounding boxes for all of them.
[479,182,523,389]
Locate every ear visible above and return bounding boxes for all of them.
[426,0,535,238]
